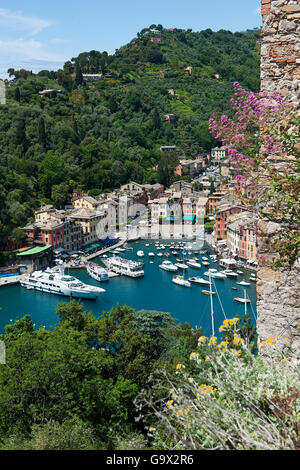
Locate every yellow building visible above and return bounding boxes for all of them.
[73,195,99,210]
[69,208,106,246]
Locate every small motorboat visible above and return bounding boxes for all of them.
[149,252,155,257]
[234,297,251,303]
[202,290,216,296]
[175,262,188,270]
[137,250,144,257]
[172,275,191,288]
[221,270,238,278]
[186,260,201,269]
[189,277,211,285]
[237,281,250,286]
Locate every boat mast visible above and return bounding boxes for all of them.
[244,289,247,317]
[209,273,215,337]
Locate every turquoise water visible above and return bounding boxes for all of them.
[0,241,257,336]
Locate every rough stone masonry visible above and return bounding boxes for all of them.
[257,0,300,359]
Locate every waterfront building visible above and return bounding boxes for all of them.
[16,245,52,272]
[226,212,258,261]
[69,208,106,247]
[214,204,249,243]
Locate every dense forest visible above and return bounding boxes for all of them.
[0,301,261,450]
[1,301,296,451]
[0,25,261,255]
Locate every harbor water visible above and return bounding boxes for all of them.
[0,241,257,336]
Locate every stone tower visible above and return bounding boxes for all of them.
[257,0,300,358]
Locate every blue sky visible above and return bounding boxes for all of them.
[0,0,261,77]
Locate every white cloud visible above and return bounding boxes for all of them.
[0,38,64,62]
[0,8,52,36]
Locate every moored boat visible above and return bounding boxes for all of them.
[202,289,216,296]
[103,256,144,278]
[234,297,251,303]
[186,260,201,269]
[188,277,211,285]
[172,275,191,288]
[159,260,178,272]
[20,264,105,300]
[87,263,109,282]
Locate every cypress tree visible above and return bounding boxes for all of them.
[75,66,83,87]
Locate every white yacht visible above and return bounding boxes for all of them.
[186,260,201,269]
[20,265,105,300]
[204,270,226,279]
[148,252,155,257]
[175,262,188,270]
[202,261,210,266]
[103,256,144,278]
[87,263,109,282]
[159,260,178,272]
[188,276,211,285]
[221,269,238,278]
[137,250,144,257]
[172,275,191,288]
[237,281,251,286]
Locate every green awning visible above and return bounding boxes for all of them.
[16,245,52,256]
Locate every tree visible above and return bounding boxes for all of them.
[51,183,70,208]
[14,87,21,103]
[75,66,84,87]
[38,116,47,148]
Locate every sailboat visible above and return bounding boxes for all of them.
[201,273,216,296]
[234,289,251,303]
[172,250,191,287]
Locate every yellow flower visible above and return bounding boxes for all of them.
[235,350,242,357]
[232,335,244,346]
[209,336,217,345]
[149,426,156,432]
[196,384,217,399]
[218,341,229,350]
[222,318,239,330]
[198,336,207,344]
[166,400,174,408]
[219,325,224,332]
[189,352,199,361]
[176,409,183,416]
[205,355,211,361]
[176,363,186,370]
[267,337,277,345]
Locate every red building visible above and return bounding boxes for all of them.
[207,193,226,216]
[215,205,248,242]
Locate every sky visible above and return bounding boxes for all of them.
[0,0,262,78]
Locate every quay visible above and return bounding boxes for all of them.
[0,274,25,288]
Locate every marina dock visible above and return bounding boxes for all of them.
[0,275,25,288]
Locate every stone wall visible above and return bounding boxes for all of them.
[257,0,300,359]
[261,0,300,106]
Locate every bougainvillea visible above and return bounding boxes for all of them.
[209,82,300,266]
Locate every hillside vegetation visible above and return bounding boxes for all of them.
[0,25,261,255]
